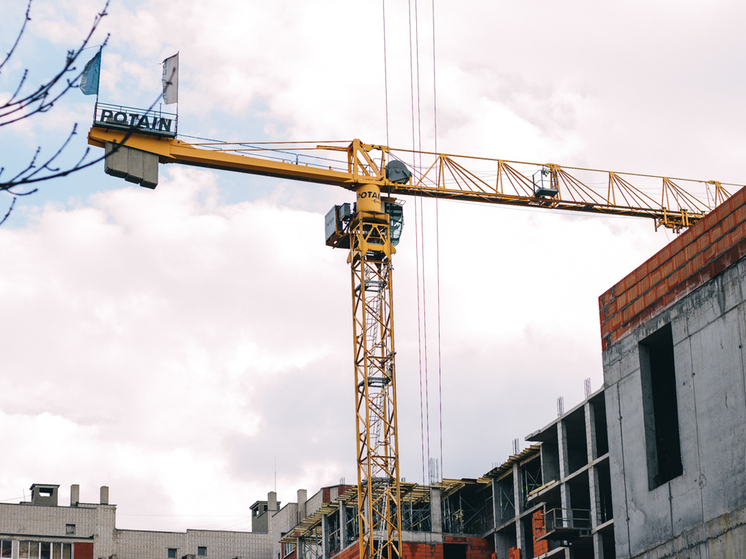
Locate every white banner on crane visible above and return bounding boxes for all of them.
[162,53,179,104]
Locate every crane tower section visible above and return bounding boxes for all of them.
[326,184,405,559]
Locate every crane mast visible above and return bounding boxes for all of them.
[345,187,402,559]
[88,123,737,559]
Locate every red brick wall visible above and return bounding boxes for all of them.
[323,485,354,504]
[333,543,359,559]
[332,538,492,559]
[599,185,746,350]
[403,542,444,559]
[74,543,93,559]
[531,510,547,557]
[507,547,520,559]
[443,536,494,559]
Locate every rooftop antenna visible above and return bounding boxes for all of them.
[274,456,277,493]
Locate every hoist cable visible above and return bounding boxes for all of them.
[408,0,429,489]
[382,0,391,147]
[413,0,433,487]
[430,0,444,483]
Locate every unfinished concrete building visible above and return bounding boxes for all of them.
[597,183,746,557]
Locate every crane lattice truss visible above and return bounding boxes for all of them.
[88,126,740,559]
[349,212,402,559]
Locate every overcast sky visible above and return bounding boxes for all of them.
[1,0,745,533]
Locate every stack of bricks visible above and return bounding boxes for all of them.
[599,185,746,350]
[531,510,548,557]
[507,547,520,559]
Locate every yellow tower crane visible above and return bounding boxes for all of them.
[88,122,736,559]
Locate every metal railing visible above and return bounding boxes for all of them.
[544,508,591,537]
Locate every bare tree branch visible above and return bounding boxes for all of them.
[0,0,32,74]
[0,0,110,125]
[0,0,114,223]
[1,0,180,226]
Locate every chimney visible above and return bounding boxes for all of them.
[268,491,278,512]
[100,486,109,505]
[297,489,307,520]
[70,485,80,506]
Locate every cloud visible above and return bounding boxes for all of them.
[2,0,740,533]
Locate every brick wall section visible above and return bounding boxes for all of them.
[402,542,444,559]
[507,547,520,559]
[599,185,746,350]
[332,538,491,559]
[333,543,359,559]
[531,510,547,557]
[443,536,494,559]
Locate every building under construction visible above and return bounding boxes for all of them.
[282,182,746,558]
[4,183,746,558]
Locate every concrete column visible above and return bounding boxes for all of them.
[592,532,605,559]
[585,401,598,463]
[490,479,498,530]
[269,491,278,511]
[429,486,442,534]
[557,421,571,509]
[338,499,347,549]
[585,400,603,558]
[556,421,573,559]
[512,463,525,554]
[297,489,308,521]
[321,514,328,559]
[100,486,109,505]
[588,466,603,559]
[70,485,79,506]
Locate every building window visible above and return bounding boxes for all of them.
[640,323,683,489]
[19,542,72,559]
[197,548,207,557]
[1,541,12,559]
[65,525,75,536]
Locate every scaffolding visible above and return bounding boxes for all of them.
[440,480,491,535]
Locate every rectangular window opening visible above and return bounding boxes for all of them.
[65,525,75,536]
[197,548,207,557]
[168,550,177,558]
[640,323,683,489]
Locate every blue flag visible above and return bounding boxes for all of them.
[80,50,101,95]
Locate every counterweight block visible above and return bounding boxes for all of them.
[104,141,159,189]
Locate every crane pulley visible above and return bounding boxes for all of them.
[88,122,738,559]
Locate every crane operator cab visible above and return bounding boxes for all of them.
[324,160,409,250]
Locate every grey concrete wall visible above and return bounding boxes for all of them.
[603,256,746,558]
